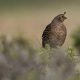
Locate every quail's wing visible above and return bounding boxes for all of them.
[42,24,51,39]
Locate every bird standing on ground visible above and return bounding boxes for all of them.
[42,12,67,48]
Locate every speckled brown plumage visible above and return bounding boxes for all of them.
[42,12,67,48]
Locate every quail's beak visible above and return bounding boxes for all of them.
[64,16,67,20]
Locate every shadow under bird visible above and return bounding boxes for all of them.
[42,12,67,48]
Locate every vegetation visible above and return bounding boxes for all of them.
[0,33,79,80]
[72,28,80,54]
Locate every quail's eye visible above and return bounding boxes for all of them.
[62,16,64,18]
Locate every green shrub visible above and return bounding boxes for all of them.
[0,35,78,80]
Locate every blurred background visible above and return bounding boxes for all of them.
[0,0,80,48]
[0,0,80,80]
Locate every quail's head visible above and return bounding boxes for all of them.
[54,12,67,22]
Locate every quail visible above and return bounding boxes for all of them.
[42,12,67,48]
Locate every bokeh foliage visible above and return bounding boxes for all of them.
[0,35,79,80]
[72,27,80,54]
